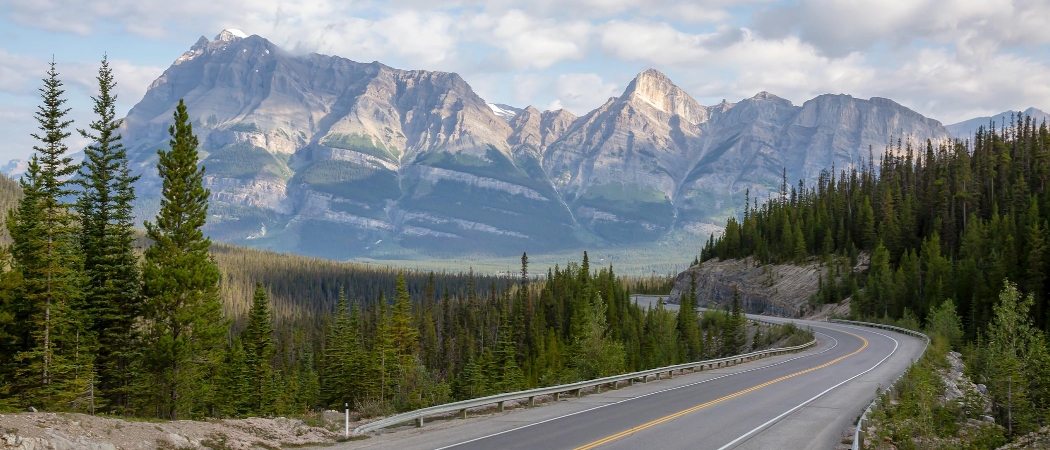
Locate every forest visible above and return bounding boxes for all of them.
[0,59,810,420]
[699,113,1050,442]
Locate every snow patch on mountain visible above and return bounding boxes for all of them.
[488,103,522,123]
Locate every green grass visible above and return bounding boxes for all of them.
[573,182,675,241]
[291,160,400,204]
[321,133,398,162]
[416,147,558,197]
[201,142,292,181]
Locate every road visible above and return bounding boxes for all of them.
[338,316,925,450]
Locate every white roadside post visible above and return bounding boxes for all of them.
[345,403,350,438]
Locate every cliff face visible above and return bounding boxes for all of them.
[668,256,867,318]
[114,30,955,259]
[668,258,823,317]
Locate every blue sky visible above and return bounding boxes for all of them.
[1,0,1049,162]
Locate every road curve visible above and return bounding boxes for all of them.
[338,316,926,450]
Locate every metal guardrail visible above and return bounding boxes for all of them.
[353,318,816,434]
[829,319,930,450]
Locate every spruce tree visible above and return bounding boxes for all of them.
[7,62,89,410]
[76,55,141,413]
[139,99,227,419]
[241,282,275,415]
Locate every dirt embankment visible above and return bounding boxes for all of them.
[668,256,865,318]
[0,412,345,450]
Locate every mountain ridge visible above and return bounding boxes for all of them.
[2,30,999,260]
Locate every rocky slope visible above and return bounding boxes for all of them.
[0,412,340,450]
[93,30,958,258]
[667,256,867,318]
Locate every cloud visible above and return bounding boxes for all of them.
[546,73,619,115]
[487,10,592,70]
[2,0,1049,155]
[0,51,165,161]
[754,0,1050,58]
[0,49,41,96]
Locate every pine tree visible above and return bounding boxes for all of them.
[139,99,227,419]
[216,338,249,417]
[7,62,89,410]
[76,55,141,413]
[570,294,625,380]
[321,289,369,408]
[241,283,275,415]
[723,288,747,356]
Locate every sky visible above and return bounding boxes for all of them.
[1,0,1049,163]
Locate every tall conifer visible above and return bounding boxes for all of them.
[241,283,275,415]
[76,55,141,413]
[140,99,227,419]
[7,62,89,410]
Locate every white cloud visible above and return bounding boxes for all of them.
[1,0,1049,158]
[0,49,41,96]
[0,52,166,161]
[546,73,619,115]
[755,0,1050,58]
[488,10,592,70]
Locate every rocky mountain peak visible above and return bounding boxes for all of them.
[95,29,964,259]
[215,29,249,42]
[623,68,708,125]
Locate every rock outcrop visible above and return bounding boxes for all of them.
[668,256,867,318]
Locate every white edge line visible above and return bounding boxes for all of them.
[715,326,902,450]
[432,332,839,450]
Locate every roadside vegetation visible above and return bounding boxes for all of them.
[699,114,1050,447]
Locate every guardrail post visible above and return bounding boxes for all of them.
[596,384,602,393]
[612,381,620,390]
[416,417,423,428]
[575,388,582,398]
[529,396,535,407]
[498,401,505,412]
[642,375,648,383]
[554,393,560,401]
[460,408,467,419]
[668,370,673,378]
[629,378,635,386]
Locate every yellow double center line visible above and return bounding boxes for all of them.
[574,329,869,450]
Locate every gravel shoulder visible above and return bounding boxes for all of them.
[0,411,345,450]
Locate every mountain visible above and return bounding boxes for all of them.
[64,30,956,259]
[488,103,523,122]
[541,70,951,242]
[1,159,28,178]
[946,107,1050,138]
[119,30,575,259]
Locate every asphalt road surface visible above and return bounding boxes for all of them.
[339,316,925,450]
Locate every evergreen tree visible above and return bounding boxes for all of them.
[216,338,249,417]
[7,62,89,410]
[76,55,141,413]
[321,289,369,408]
[139,99,227,419]
[570,294,625,380]
[241,283,276,415]
[723,287,747,356]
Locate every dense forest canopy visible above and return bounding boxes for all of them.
[702,115,1050,337]
[701,113,1050,440]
